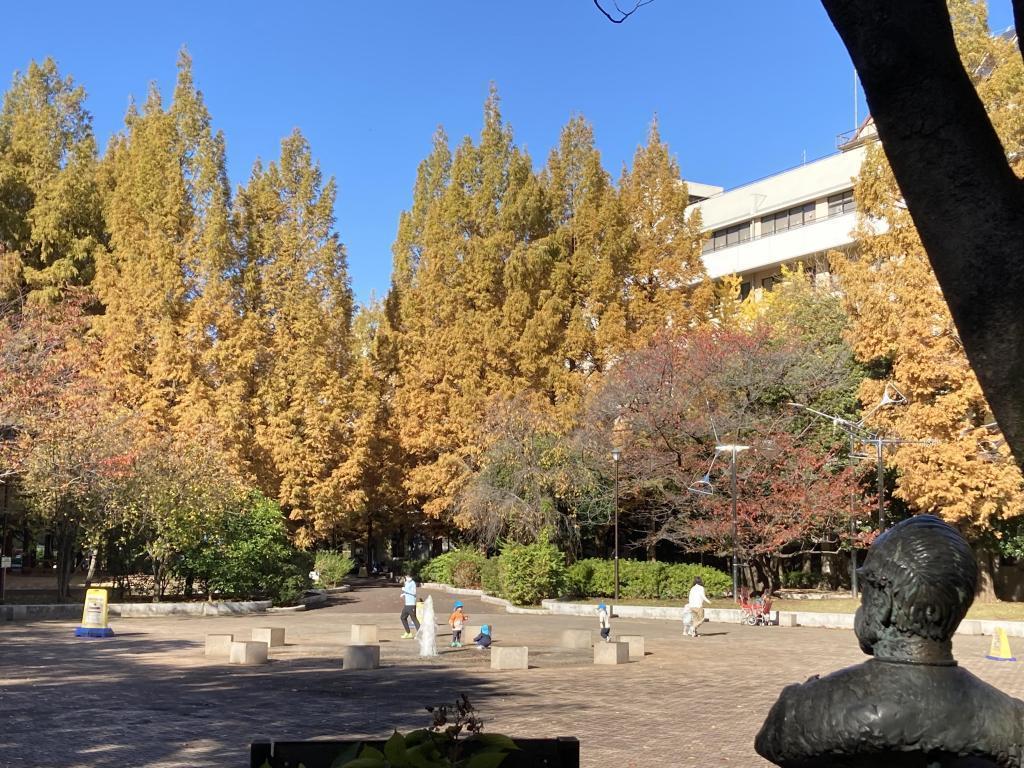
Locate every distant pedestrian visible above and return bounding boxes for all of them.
[597,602,611,642]
[687,576,711,638]
[400,575,420,638]
[473,624,492,650]
[448,601,468,647]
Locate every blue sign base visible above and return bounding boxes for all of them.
[74,626,114,638]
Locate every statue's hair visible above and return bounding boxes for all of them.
[858,515,977,641]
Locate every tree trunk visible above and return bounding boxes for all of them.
[54,516,78,601]
[976,547,999,603]
[821,0,1024,469]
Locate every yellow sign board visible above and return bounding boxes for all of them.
[75,588,114,637]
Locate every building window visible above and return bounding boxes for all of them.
[703,221,751,253]
[760,202,815,236]
[740,281,752,300]
[828,189,855,216]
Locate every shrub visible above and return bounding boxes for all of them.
[451,558,482,588]
[315,550,354,587]
[565,558,730,600]
[420,550,485,585]
[661,563,731,600]
[782,571,820,590]
[500,529,566,606]
[480,556,504,596]
[188,492,312,604]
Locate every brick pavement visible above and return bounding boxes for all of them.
[1,582,1021,768]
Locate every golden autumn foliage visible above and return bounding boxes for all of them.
[385,95,713,527]
[834,0,1024,536]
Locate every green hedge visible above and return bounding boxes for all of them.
[418,548,730,606]
[419,550,486,587]
[565,558,731,600]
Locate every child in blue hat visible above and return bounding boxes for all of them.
[448,600,468,647]
[473,624,492,650]
[597,603,611,642]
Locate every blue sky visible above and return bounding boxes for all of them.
[4,2,1014,305]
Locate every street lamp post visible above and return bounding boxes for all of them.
[715,444,749,601]
[611,448,621,602]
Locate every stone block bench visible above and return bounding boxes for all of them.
[252,627,285,647]
[343,644,380,670]
[491,646,528,670]
[351,624,378,644]
[205,633,234,657]
[618,634,645,659]
[594,641,629,665]
[230,640,269,665]
[560,629,592,649]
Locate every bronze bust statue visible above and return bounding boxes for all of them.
[755,514,1024,767]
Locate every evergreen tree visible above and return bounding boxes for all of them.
[0,58,105,303]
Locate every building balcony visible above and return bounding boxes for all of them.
[701,211,857,279]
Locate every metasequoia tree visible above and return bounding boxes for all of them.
[230,130,355,545]
[94,51,230,431]
[618,120,713,345]
[0,59,105,303]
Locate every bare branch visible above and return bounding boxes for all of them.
[593,0,654,24]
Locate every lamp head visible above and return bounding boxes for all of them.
[611,448,622,463]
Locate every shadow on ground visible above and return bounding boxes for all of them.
[0,615,557,768]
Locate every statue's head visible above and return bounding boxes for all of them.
[855,515,976,657]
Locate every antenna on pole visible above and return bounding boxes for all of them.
[853,67,859,130]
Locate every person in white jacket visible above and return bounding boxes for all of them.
[687,577,711,637]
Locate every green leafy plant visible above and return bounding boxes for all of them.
[315,550,355,587]
[185,492,312,604]
[565,558,730,600]
[479,557,503,596]
[420,550,486,585]
[336,695,516,768]
[781,571,820,590]
[499,529,565,606]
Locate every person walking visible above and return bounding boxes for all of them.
[597,603,612,642]
[400,574,420,638]
[687,576,711,638]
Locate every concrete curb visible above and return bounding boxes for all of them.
[421,583,551,614]
[414,582,1024,638]
[1,599,273,622]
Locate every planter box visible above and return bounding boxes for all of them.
[251,737,579,768]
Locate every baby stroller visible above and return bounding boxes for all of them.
[739,594,774,626]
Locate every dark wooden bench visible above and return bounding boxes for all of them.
[251,737,579,768]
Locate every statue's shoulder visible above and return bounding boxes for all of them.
[757,662,1024,767]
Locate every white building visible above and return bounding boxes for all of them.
[688,121,878,298]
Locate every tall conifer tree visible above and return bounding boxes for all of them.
[232,130,354,544]
[619,120,712,345]
[0,59,105,303]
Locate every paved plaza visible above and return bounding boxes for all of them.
[1,582,1022,768]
